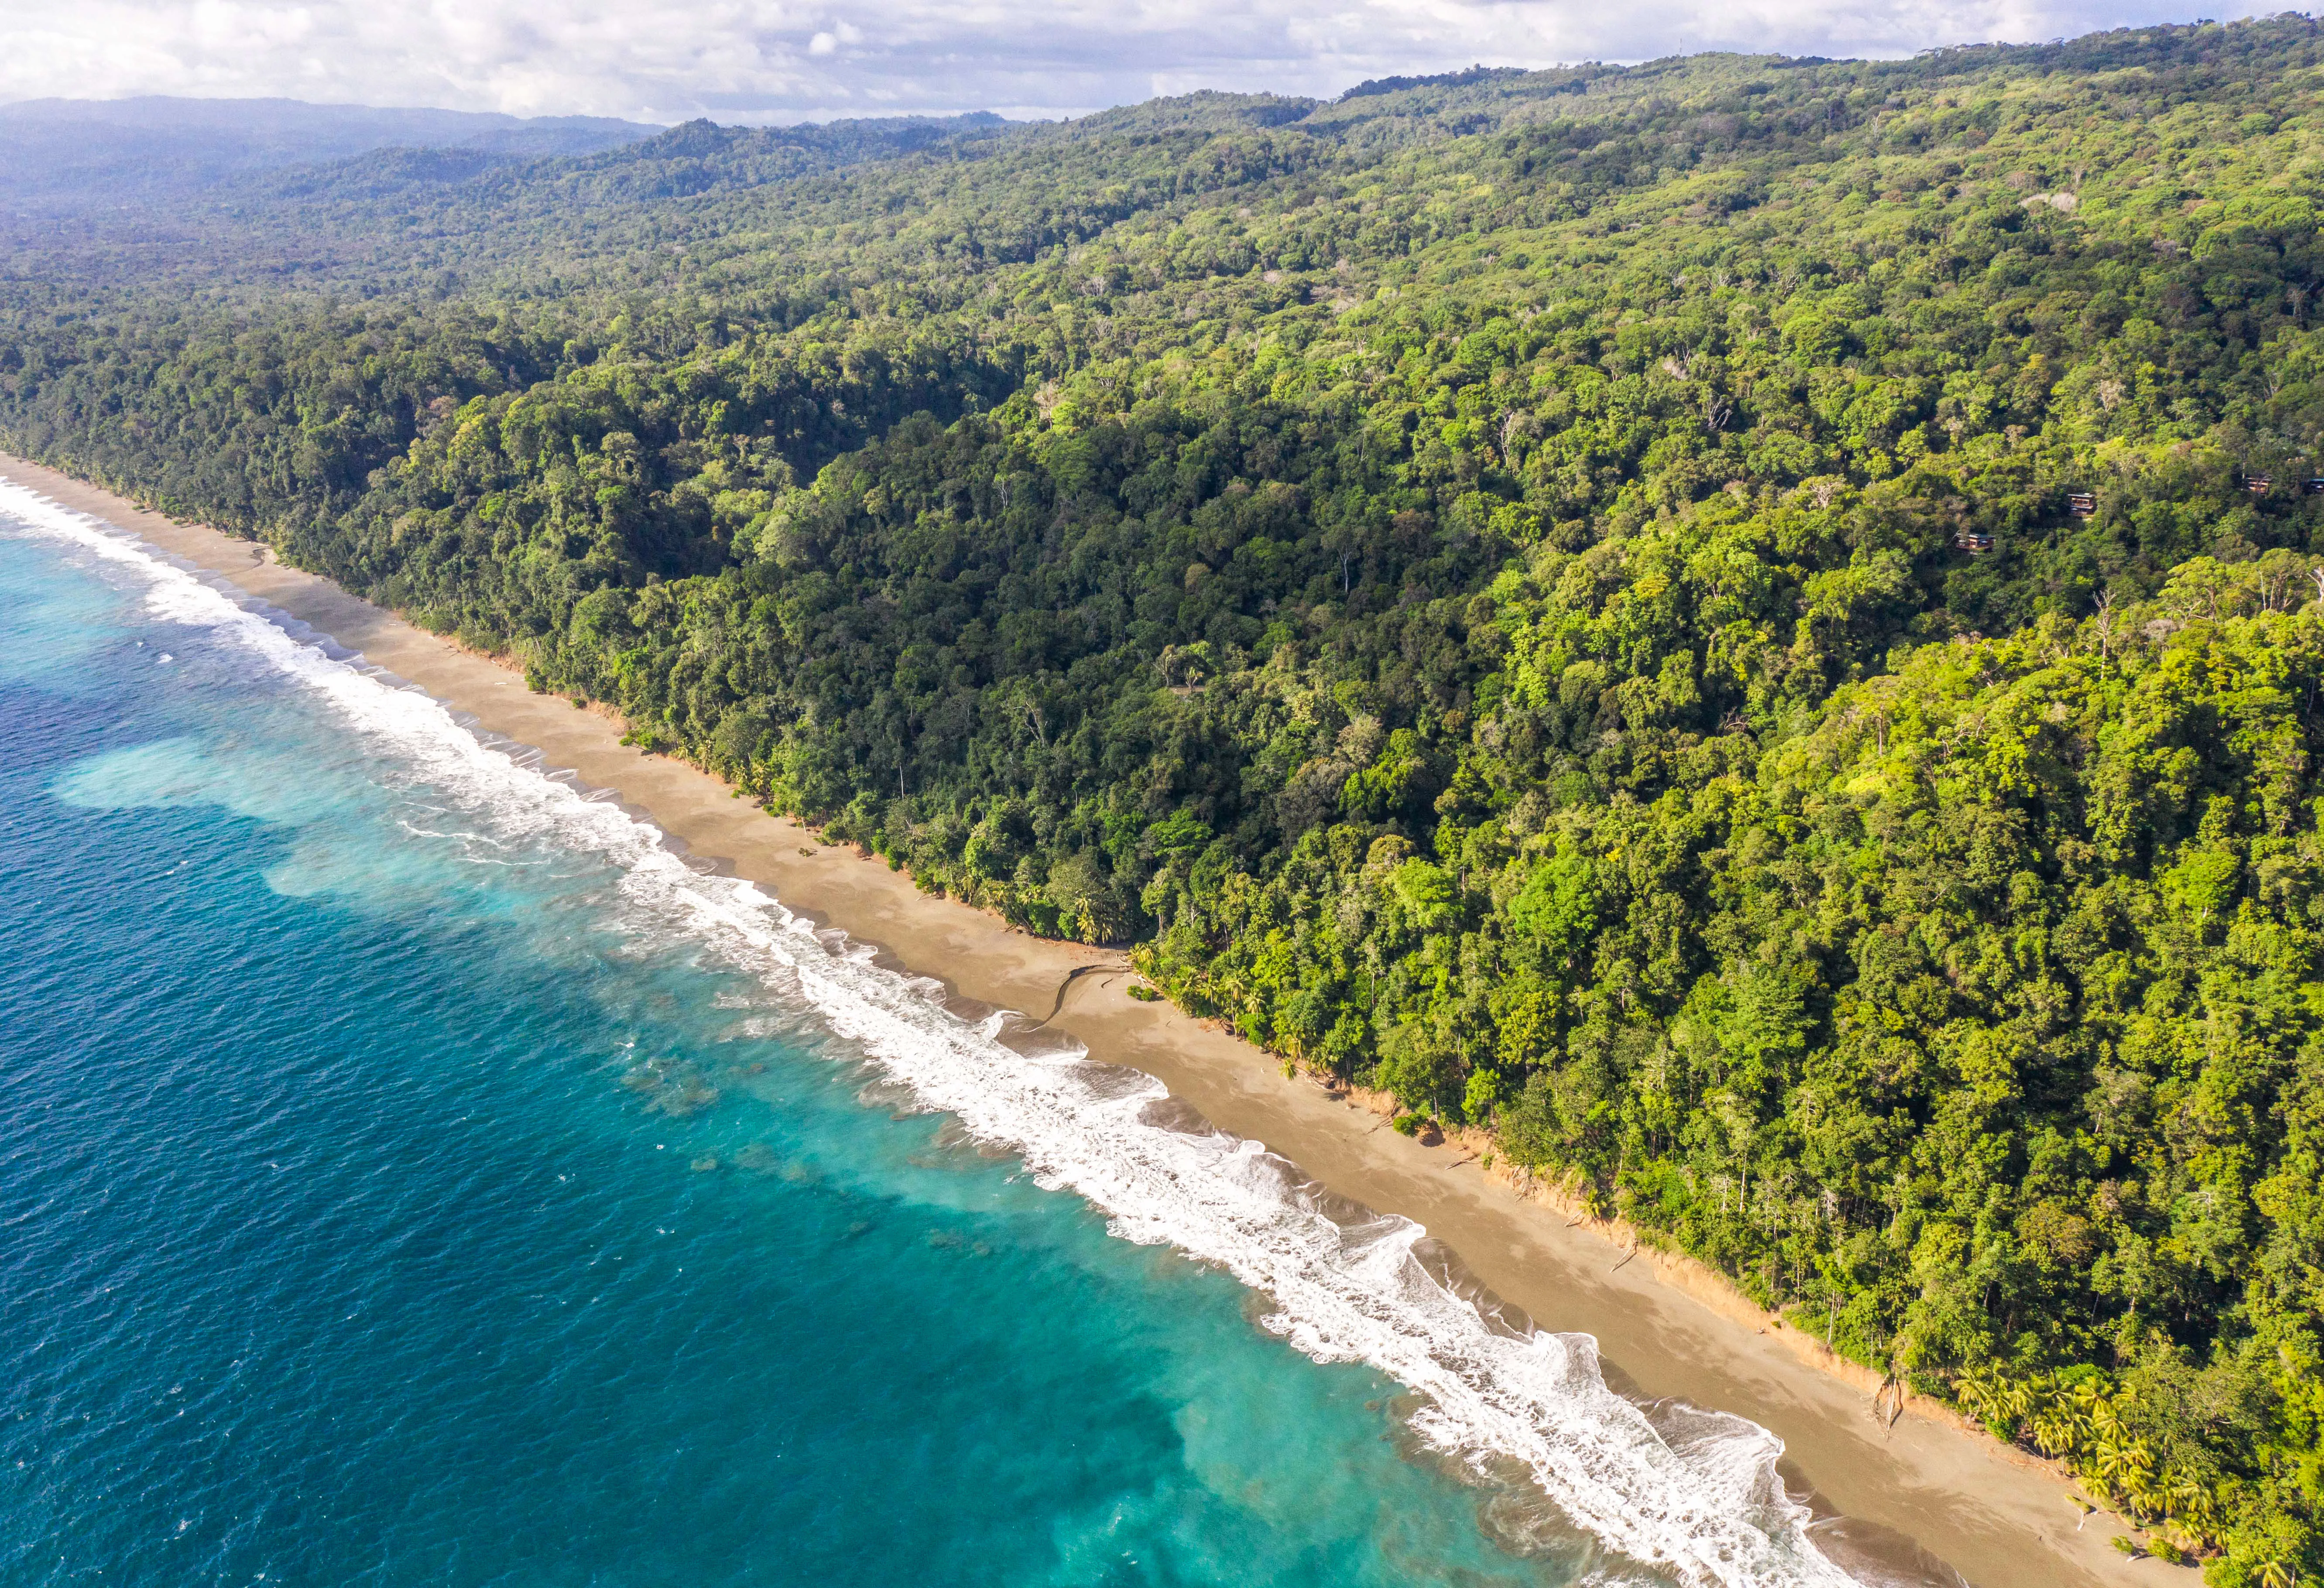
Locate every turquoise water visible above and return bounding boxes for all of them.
[0,495,1857,1588]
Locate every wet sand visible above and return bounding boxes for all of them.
[2,452,2172,1588]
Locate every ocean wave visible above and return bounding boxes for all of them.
[0,480,1861,1588]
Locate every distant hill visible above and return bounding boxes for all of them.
[0,106,1031,290]
[0,96,661,215]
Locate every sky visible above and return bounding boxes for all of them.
[0,0,2282,124]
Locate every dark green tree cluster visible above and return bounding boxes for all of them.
[7,19,2324,1581]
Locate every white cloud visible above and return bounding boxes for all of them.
[0,0,2275,123]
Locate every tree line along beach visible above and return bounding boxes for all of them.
[0,450,2156,1588]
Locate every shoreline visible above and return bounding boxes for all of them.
[1,452,2168,1588]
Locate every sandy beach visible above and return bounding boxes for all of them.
[2,451,2173,1588]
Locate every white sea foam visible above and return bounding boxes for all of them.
[0,481,1863,1588]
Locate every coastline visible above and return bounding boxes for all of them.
[0,452,2170,1588]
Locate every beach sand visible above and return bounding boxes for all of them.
[3,452,2176,1588]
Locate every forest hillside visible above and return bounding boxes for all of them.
[6,22,2324,1583]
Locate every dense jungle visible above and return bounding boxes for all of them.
[5,21,2324,1582]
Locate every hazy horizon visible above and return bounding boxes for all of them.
[0,1,2285,126]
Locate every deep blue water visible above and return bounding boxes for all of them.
[0,517,1593,1587]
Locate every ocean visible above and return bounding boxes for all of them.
[0,486,1861,1588]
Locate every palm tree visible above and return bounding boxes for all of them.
[2163,1475,2205,1525]
[2002,1377,2036,1437]
[2085,1385,2128,1445]
[1214,967,1251,1018]
[2090,1435,2153,1510]
[2033,1393,2089,1459]
[1954,1367,2003,1428]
